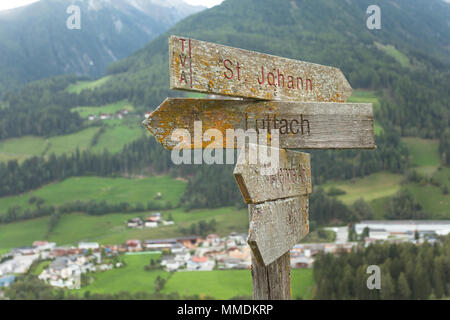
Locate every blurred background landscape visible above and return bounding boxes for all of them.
[0,0,449,300]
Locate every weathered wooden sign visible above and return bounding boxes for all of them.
[169,35,353,102]
[248,195,309,266]
[234,144,311,266]
[142,35,376,300]
[234,144,312,204]
[143,98,375,150]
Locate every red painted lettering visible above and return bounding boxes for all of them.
[268,72,275,86]
[179,38,186,51]
[180,55,187,67]
[180,71,187,84]
[224,59,234,80]
[297,77,303,90]
[287,76,294,89]
[258,66,264,85]
[306,79,313,91]
[277,69,284,88]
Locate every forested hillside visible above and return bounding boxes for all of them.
[0,0,204,96]
[0,0,448,225]
[99,0,449,137]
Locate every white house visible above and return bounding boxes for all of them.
[144,221,158,228]
[355,221,450,237]
[78,242,99,251]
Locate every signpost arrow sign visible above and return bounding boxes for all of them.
[234,144,312,204]
[248,195,309,266]
[169,35,353,102]
[234,144,311,266]
[143,98,375,150]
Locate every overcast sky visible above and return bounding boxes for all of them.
[0,0,39,11]
[0,0,224,11]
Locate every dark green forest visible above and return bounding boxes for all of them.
[314,236,450,299]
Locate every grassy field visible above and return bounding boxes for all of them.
[90,123,144,154]
[405,183,449,219]
[71,100,135,119]
[0,127,100,162]
[375,42,411,68]
[401,167,450,218]
[322,172,403,205]
[46,127,100,156]
[66,76,112,94]
[0,205,247,249]
[0,217,50,252]
[162,269,314,299]
[348,90,383,135]
[402,137,440,176]
[78,253,168,295]
[0,123,144,163]
[76,252,314,299]
[0,136,48,162]
[0,176,187,214]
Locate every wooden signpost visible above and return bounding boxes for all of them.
[233,143,312,204]
[169,35,353,102]
[143,98,375,150]
[144,35,376,300]
[233,144,312,298]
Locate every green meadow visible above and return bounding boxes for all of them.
[0,136,48,162]
[348,90,383,135]
[0,124,144,163]
[322,172,403,205]
[0,206,247,249]
[0,176,187,214]
[76,253,314,299]
[0,217,50,252]
[375,42,411,68]
[78,253,169,295]
[163,269,314,300]
[402,137,440,176]
[71,100,135,119]
[0,127,100,162]
[90,124,144,154]
[66,76,112,94]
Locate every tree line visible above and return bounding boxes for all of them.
[313,236,450,300]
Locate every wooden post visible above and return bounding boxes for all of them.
[251,251,291,300]
[249,206,291,300]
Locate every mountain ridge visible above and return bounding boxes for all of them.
[0,0,205,95]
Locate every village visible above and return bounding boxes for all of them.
[87,108,130,121]
[1,220,449,291]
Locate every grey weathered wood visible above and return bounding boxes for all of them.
[143,98,375,150]
[169,35,352,102]
[249,203,292,300]
[234,144,312,204]
[251,251,291,300]
[248,196,309,266]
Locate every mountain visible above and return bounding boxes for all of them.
[89,0,448,140]
[0,0,205,95]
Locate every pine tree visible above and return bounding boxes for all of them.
[380,272,395,300]
[413,264,431,300]
[397,272,411,300]
[432,262,445,299]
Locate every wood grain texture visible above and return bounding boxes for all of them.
[234,144,312,204]
[248,196,309,266]
[251,251,291,300]
[169,35,352,102]
[143,98,375,150]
